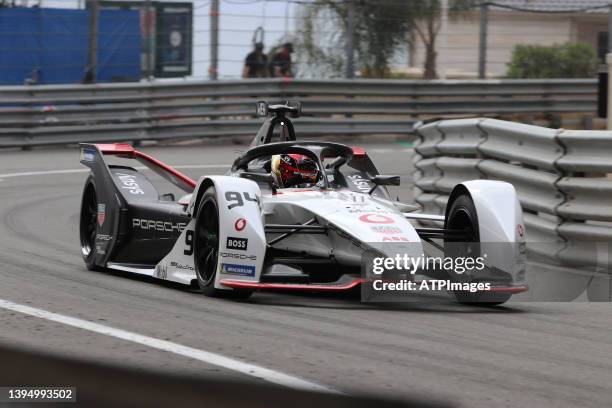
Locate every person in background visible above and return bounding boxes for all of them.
[242,42,268,78]
[270,42,294,78]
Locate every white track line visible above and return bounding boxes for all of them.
[0,164,229,179]
[0,169,89,178]
[0,298,340,394]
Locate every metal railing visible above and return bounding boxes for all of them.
[413,118,612,269]
[0,78,597,147]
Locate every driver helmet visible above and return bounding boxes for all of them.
[271,154,320,188]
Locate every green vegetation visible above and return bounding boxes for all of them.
[507,43,598,79]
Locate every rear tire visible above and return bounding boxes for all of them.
[193,186,252,299]
[445,193,511,305]
[79,176,103,271]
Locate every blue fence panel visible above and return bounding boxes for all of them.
[98,9,141,82]
[0,9,45,84]
[40,8,89,84]
[0,8,141,85]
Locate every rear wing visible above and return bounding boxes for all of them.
[79,143,196,193]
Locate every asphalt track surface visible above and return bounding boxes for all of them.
[0,141,611,407]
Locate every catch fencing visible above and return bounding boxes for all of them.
[413,118,612,269]
[0,78,597,147]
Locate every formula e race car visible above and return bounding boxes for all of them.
[79,101,528,304]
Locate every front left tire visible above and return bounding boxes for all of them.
[193,186,252,299]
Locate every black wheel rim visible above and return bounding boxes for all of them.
[446,205,480,283]
[454,208,478,257]
[195,198,219,285]
[452,208,477,238]
[80,185,97,257]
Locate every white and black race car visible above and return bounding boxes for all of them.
[79,101,527,304]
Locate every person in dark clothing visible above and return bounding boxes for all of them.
[270,42,294,78]
[243,42,268,78]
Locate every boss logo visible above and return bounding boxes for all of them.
[226,236,248,251]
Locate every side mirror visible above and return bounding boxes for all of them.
[240,172,277,194]
[160,193,176,202]
[368,175,400,194]
[286,100,302,118]
[324,156,346,169]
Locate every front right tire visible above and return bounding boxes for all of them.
[445,192,511,305]
[79,176,102,271]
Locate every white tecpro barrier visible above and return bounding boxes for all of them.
[414,118,612,268]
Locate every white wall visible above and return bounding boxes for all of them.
[411,10,589,78]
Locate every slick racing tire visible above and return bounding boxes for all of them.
[445,192,511,306]
[193,186,252,299]
[79,176,103,271]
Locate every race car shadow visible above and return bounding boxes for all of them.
[96,268,525,314]
[95,267,200,293]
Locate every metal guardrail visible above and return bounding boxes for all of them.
[413,118,612,268]
[0,78,598,147]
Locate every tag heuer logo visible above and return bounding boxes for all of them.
[98,204,106,226]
